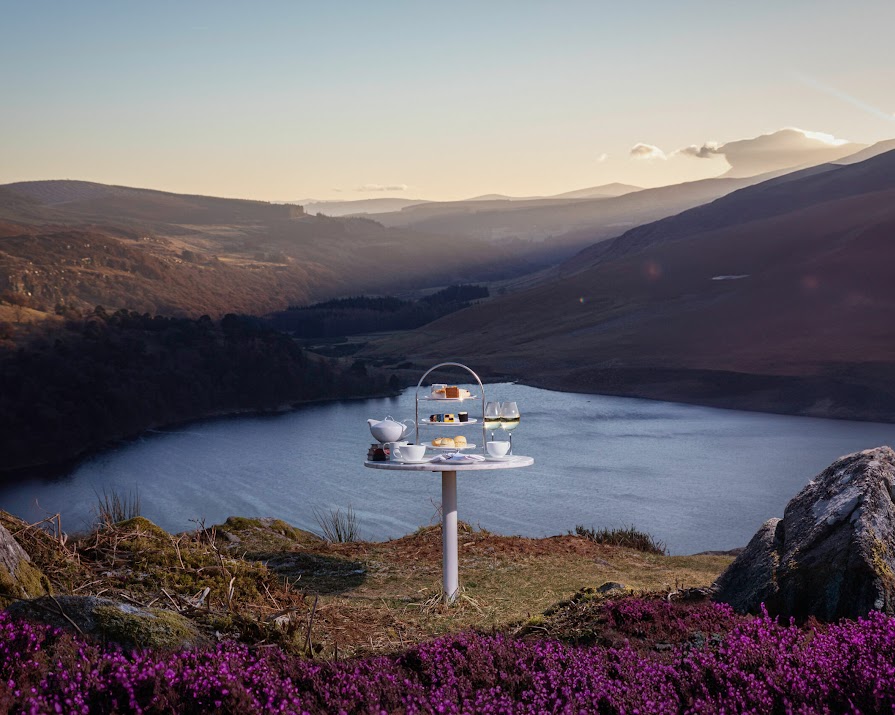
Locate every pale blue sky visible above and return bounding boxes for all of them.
[1,0,893,200]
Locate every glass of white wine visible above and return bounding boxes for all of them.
[484,401,501,441]
[499,401,520,454]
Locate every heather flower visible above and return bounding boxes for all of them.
[1,600,895,713]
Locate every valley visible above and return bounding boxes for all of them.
[365,146,895,422]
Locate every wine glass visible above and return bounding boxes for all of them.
[499,401,520,454]
[484,401,501,441]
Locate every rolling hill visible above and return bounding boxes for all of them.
[550,183,642,199]
[291,197,429,217]
[368,173,790,255]
[368,147,895,421]
[0,181,524,317]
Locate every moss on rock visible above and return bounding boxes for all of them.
[220,516,319,545]
[0,560,50,607]
[115,516,170,540]
[93,604,205,650]
[6,596,208,650]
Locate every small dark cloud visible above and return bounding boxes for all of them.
[675,142,722,159]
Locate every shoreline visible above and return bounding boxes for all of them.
[0,387,403,482]
[9,362,894,483]
[477,365,895,426]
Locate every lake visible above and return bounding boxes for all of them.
[2,384,892,554]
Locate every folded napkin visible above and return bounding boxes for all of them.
[430,453,486,464]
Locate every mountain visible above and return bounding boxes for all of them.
[832,138,895,166]
[550,183,642,199]
[368,138,874,251]
[369,149,895,421]
[370,173,783,259]
[571,145,895,269]
[0,180,521,317]
[464,193,525,201]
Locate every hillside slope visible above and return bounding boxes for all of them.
[369,150,895,421]
[0,181,522,316]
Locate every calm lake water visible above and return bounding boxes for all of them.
[3,384,893,554]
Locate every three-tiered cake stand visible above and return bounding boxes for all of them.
[414,362,487,453]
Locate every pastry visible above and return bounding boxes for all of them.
[433,387,447,397]
[454,435,467,447]
[458,412,468,422]
[459,389,472,399]
[432,437,455,447]
[444,413,455,422]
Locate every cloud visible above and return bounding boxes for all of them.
[674,141,722,159]
[596,152,609,163]
[629,143,666,160]
[669,127,861,177]
[355,183,408,192]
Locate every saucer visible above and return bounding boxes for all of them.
[394,457,433,464]
[484,455,515,462]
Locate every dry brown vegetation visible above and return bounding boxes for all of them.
[2,511,731,659]
[0,181,523,320]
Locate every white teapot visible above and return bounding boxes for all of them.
[367,416,414,444]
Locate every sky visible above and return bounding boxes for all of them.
[1,0,894,201]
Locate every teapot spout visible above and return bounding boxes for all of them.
[367,419,378,427]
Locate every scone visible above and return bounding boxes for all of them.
[454,435,467,447]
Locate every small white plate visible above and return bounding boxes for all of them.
[428,443,477,451]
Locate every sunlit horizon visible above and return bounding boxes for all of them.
[2,0,894,201]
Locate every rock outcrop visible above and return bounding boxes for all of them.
[714,446,895,620]
[0,522,49,606]
[6,596,208,650]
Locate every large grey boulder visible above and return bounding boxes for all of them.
[0,522,49,606]
[714,446,895,620]
[6,595,209,650]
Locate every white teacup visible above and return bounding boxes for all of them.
[392,444,427,462]
[486,440,511,458]
[385,441,407,458]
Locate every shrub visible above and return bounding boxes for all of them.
[573,524,667,554]
[4,603,895,713]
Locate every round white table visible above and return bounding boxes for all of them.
[364,456,534,603]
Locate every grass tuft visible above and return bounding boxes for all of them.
[572,524,666,555]
[93,487,141,528]
[313,505,360,543]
